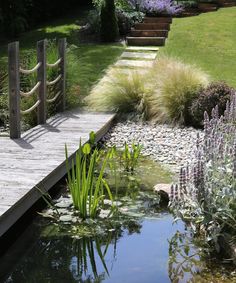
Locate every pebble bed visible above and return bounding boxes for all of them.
[102,121,203,173]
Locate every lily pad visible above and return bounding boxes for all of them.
[59,215,73,222]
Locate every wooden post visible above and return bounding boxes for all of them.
[37,39,47,124]
[8,42,21,139]
[58,38,66,111]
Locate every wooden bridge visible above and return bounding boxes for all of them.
[0,39,115,238]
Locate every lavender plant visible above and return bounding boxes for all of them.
[140,0,183,15]
[170,94,236,260]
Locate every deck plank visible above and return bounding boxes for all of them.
[0,109,115,237]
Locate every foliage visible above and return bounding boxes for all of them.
[121,142,143,173]
[190,81,235,128]
[116,9,144,35]
[100,0,119,42]
[140,0,184,15]
[66,141,113,220]
[86,68,151,119]
[86,9,101,34]
[170,95,236,260]
[149,57,209,125]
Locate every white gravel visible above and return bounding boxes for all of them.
[102,121,203,173]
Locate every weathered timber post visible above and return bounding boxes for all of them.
[8,42,21,139]
[58,38,66,111]
[37,39,47,124]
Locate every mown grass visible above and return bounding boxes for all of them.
[159,7,236,88]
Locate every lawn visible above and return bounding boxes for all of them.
[159,7,236,88]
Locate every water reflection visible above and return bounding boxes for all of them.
[168,230,204,283]
[2,215,234,283]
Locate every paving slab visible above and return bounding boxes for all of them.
[121,51,157,60]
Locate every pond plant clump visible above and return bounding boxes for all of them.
[39,133,170,239]
[170,94,236,263]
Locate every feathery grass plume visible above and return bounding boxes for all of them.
[147,56,210,125]
[86,68,151,119]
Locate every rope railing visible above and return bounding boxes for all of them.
[46,74,62,86]
[19,62,41,75]
[46,91,61,103]
[21,100,41,115]
[47,58,61,68]
[20,81,41,97]
[8,38,66,139]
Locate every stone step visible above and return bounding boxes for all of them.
[110,67,150,76]
[134,23,170,31]
[220,2,236,6]
[217,0,236,4]
[115,59,154,68]
[144,16,172,24]
[126,37,166,46]
[180,11,200,17]
[181,7,200,17]
[198,3,219,12]
[120,51,157,60]
[130,29,169,38]
[199,6,218,12]
[126,46,159,52]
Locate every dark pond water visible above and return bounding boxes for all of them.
[0,158,235,283]
[1,212,202,283]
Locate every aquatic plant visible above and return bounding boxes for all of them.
[121,142,142,173]
[170,94,236,260]
[65,141,113,220]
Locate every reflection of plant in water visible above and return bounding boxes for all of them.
[168,230,205,283]
[70,236,113,282]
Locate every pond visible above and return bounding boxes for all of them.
[0,156,235,283]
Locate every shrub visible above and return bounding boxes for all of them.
[86,68,151,120]
[170,96,236,261]
[116,9,144,35]
[148,57,209,125]
[100,0,119,42]
[190,81,235,128]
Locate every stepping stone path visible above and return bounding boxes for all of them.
[114,46,158,70]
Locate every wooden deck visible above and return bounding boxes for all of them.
[0,109,115,238]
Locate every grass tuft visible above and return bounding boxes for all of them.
[87,56,210,125]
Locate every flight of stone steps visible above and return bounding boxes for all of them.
[126,3,235,46]
[126,16,172,47]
